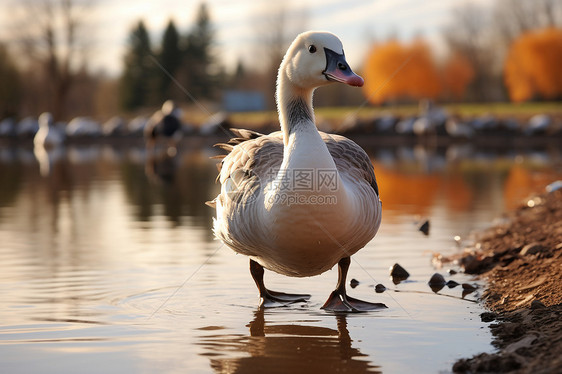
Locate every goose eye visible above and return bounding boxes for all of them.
[308,45,317,53]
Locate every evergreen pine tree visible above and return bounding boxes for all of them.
[183,2,216,100]
[0,44,22,118]
[158,19,182,100]
[119,20,155,110]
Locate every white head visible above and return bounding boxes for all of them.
[161,100,176,115]
[162,99,182,119]
[278,31,364,90]
[38,112,54,128]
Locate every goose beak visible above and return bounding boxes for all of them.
[322,48,364,87]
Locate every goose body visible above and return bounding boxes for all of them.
[144,100,183,147]
[34,112,65,148]
[214,130,381,277]
[211,31,384,312]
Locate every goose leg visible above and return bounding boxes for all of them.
[250,259,310,307]
[322,257,387,312]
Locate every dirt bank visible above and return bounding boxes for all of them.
[451,187,562,373]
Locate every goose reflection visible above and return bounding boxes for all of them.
[202,308,380,374]
[145,147,179,185]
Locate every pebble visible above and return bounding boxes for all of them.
[448,269,458,275]
[350,278,360,288]
[389,263,410,280]
[454,235,461,245]
[428,273,446,292]
[418,219,430,235]
[428,273,446,286]
[462,283,478,292]
[375,284,386,293]
[480,312,497,322]
[520,242,544,256]
[530,300,546,310]
[446,280,460,288]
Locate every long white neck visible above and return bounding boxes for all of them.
[276,76,315,145]
[276,71,337,172]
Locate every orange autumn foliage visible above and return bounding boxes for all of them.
[504,28,562,102]
[362,39,474,104]
[442,53,475,99]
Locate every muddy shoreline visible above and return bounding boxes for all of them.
[450,186,562,373]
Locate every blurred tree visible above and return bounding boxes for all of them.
[504,28,562,102]
[0,44,22,118]
[252,1,308,109]
[182,2,217,100]
[362,39,441,104]
[9,0,96,119]
[158,19,183,100]
[120,20,156,110]
[444,0,562,102]
[229,59,246,88]
[493,0,562,44]
[443,4,498,101]
[441,52,475,100]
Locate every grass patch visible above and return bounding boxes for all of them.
[228,101,561,128]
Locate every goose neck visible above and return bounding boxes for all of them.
[277,78,316,145]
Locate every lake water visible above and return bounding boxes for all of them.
[1,136,561,373]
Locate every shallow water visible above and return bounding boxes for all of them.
[1,137,561,373]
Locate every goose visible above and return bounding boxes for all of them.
[144,100,183,154]
[33,112,65,176]
[66,117,101,137]
[34,112,65,148]
[209,31,385,312]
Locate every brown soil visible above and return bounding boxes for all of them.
[450,188,562,373]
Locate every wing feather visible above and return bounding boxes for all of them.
[211,129,378,199]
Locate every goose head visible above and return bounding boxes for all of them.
[38,112,54,128]
[278,31,364,90]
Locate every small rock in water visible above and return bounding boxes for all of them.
[447,269,458,275]
[428,273,446,292]
[389,263,410,283]
[418,219,430,235]
[462,283,478,298]
[480,312,496,322]
[462,283,477,292]
[453,235,462,246]
[375,284,386,293]
[428,273,446,286]
[446,280,460,288]
[350,278,360,288]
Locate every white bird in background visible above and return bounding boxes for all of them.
[34,112,65,176]
[208,31,385,312]
[34,112,65,148]
[144,100,183,155]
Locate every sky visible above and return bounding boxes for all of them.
[1,0,492,76]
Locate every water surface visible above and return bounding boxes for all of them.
[1,137,561,373]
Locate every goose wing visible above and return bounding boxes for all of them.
[209,129,378,206]
[320,131,379,197]
[207,129,284,208]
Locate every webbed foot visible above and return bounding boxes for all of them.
[322,290,386,312]
[250,259,310,308]
[260,289,311,307]
[321,257,387,313]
